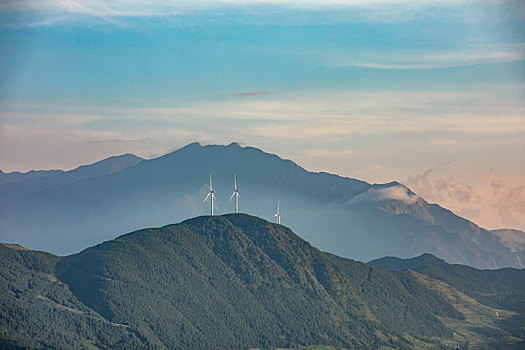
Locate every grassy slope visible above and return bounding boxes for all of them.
[410,271,525,349]
[369,254,525,348]
[413,264,525,313]
[369,254,525,314]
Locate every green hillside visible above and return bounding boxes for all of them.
[369,254,525,347]
[0,245,154,349]
[54,214,463,349]
[368,254,525,314]
[415,264,525,314]
[1,215,523,349]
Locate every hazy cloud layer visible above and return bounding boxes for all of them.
[405,168,525,231]
[2,87,523,169]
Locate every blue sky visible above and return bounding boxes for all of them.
[0,0,524,231]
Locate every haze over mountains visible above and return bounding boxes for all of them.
[1,142,524,269]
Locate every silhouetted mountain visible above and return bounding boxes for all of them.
[368,253,525,314]
[1,143,523,270]
[0,169,64,184]
[0,153,143,202]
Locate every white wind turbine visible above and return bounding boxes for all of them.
[230,174,240,214]
[274,200,281,224]
[204,174,216,216]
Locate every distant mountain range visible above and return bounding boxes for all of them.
[2,214,523,349]
[1,142,524,269]
[0,169,64,185]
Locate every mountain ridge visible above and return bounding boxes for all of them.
[0,169,64,184]
[368,253,449,271]
[0,153,143,201]
[0,142,523,270]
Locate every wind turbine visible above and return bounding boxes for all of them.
[230,174,240,214]
[274,200,281,224]
[204,174,216,216]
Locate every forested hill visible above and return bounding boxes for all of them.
[2,215,524,349]
[0,244,152,349]
[55,214,460,349]
[368,254,525,314]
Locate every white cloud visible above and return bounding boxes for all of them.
[0,0,492,27]
[347,185,419,205]
[336,43,525,70]
[0,0,475,16]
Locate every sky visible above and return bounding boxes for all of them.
[0,0,524,231]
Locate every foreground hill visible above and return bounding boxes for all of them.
[55,215,459,349]
[368,254,525,315]
[1,143,523,269]
[0,244,149,349]
[2,215,524,349]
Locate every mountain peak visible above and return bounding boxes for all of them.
[163,142,246,158]
[0,242,31,251]
[72,153,143,173]
[182,141,202,149]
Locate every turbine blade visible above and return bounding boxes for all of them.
[204,192,211,202]
[230,192,235,201]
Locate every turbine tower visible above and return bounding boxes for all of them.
[230,174,240,214]
[204,174,216,216]
[274,200,281,224]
